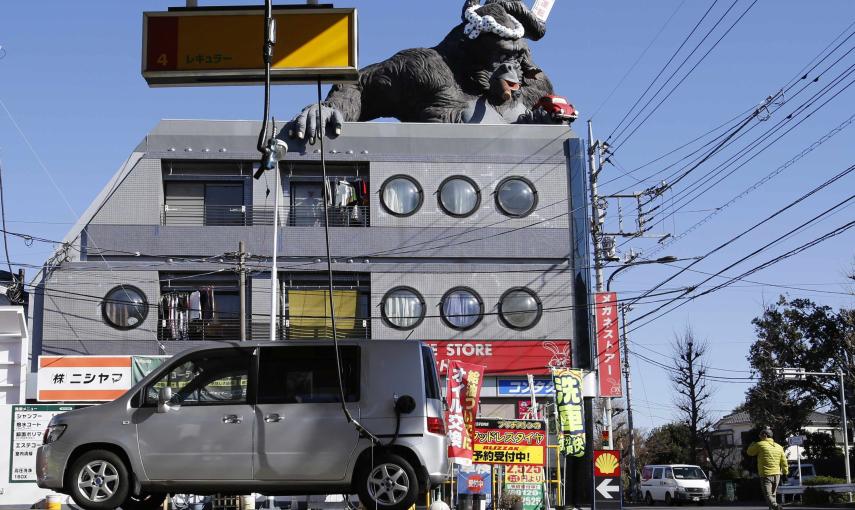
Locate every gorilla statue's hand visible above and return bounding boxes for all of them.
[289,103,345,142]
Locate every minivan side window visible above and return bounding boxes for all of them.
[641,467,653,480]
[664,467,673,479]
[653,468,663,480]
[145,349,251,406]
[257,346,360,404]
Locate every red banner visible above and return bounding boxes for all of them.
[446,360,485,466]
[427,340,571,375]
[595,292,622,397]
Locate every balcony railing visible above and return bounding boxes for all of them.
[161,204,370,227]
[158,317,371,341]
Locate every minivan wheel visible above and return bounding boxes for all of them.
[121,492,166,510]
[68,449,130,510]
[665,492,673,506]
[357,452,419,510]
[645,492,654,505]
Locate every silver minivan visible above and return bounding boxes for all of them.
[37,340,448,510]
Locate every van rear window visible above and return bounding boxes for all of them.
[422,345,440,400]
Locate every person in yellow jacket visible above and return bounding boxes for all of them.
[747,427,789,510]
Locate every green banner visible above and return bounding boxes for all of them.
[552,368,585,457]
[505,482,544,510]
[131,356,170,384]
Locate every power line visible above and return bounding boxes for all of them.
[623,162,855,310]
[610,0,759,152]
[606,0,722,141]
[589,0,688,119]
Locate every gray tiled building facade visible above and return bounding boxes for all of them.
[29,120,593,400]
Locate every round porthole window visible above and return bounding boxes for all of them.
[438,176,481,217]
[495,176,538,217]
[440,287,484,330]
[499,287,542,330]
[102,285,149,330]
[380,175,423,217]
[381,287,426,330]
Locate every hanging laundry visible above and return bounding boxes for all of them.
[188,290,201,321]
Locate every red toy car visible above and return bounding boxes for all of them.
[535,95,578,122]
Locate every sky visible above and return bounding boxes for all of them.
[0,1,853,433]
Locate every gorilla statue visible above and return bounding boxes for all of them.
[291,0,562,141]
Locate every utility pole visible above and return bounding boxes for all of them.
[587,120,613,449]
[227,241,249,341]
[840,369,851,486]
[238,241,247,341]
[621,304,637,500]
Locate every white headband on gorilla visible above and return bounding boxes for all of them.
[463,6,525,40]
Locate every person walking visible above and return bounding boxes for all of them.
[747,427,789,510]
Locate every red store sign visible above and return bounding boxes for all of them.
[595,292,622,397]
[427,340,571,375]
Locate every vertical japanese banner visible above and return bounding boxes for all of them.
[446,360,486,465]
[595,292,623,398]
[552,368,586,457]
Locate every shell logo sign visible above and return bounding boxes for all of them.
[593,450,621,477]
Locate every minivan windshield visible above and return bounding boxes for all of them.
[673,467,706,480]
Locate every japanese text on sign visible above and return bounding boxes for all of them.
[10,405,79,483]
[498,378,555,396]
[38,356,133,402]
[473,418,546,466]
[595,292,623,397]
[552,368,586,457]
[446,361,485,466]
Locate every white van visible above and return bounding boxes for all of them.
[640,464,711,505]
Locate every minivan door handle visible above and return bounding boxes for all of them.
[264,413,282,423]
[222,414,242,424]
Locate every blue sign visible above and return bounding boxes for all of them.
[497,378,555,396]
[458,464,493,500]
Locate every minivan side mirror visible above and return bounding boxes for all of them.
[157,386,174,413]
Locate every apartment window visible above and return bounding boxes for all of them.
[281,273,370,339]
[380,175,423,217]
[499,287,542,330]
[438,176,480,217]
[441,287,483,330]
[495,176,537,217]
[102,285,148,330]
[381,287,426,330]
[163,181,246,226]
[158,275,241,341]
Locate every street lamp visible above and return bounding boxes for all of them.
[778,367,851,486]
[606,255,678,291]
[606,254,677,502]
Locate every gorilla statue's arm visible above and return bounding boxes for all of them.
[291,48,468,140]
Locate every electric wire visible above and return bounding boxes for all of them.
[606,0,721,141]
[622,162,855,311]
[610,0,759,152]
[589,0,688,119]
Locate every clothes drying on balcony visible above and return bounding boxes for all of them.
[160,288,216,340]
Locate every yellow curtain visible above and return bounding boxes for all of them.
[288,290,357,337]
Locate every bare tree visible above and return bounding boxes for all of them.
[670,327,714,465]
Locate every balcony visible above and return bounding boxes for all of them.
[158,317,371,341]
[161,204,370,227]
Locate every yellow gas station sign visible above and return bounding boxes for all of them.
[142,7,357,86]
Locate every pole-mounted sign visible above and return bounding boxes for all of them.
[593,449,622,510]
[142,7,358,86]
[595,292,623,397]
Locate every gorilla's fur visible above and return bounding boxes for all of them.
[291,0,556,139]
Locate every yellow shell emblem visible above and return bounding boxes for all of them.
[595,452,619,475]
